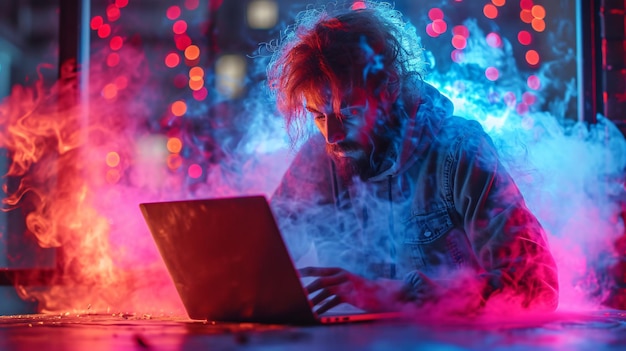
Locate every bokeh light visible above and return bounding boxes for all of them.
[351,1,367,10]
[247,0,279,29]
[175,34,192,51]
[483,4,498,19]
[106,53,120,67]
[185,0,200,10]
[532,5,546,19]
[485,67,499,81]
[525,49,540,65]
[192,87,208,101]
[452,25,469,38]
[90,16,103,30]
[527,75,541,90]
[184,45,200,61]
[518,30,532,45]
[188,164,203,179]
[109,36,123,51]
[532,18,546,32]
[432,19,448,34]
[428,8,444,21]
[166,6,181,20]
[167,138,183,154]
[451,49,465,63]
[106,4,121,22]
[173,20,188,35]
[171,100,187,116]
[165,53,181,68]
[167,154,183,170]
[520,0,534,10]
[106,152,121,167]
[520,9,533,23]
[426,23,438,37]
[189,77,204,91]
[98,24,111,38]
[101,83,118,100]
[486,32,502,48]
[522,91,537,105]
[451,35,467,49]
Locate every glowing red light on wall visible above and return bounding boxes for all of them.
[486,32,502,48]
[166,6,182,20]
[492,0,506,6]
[115,0,129,8]
[90,16,103,30]
[428,8,444,21]
[109,36,123,51]
[518,30,532,45]
[173,20,188,35]
[106,4,121,22]
[188,164,203,179]
[98,24,112,38]
[165,53,181,68]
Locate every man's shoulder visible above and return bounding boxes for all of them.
[285,135,332,180]
[434,116,490,144]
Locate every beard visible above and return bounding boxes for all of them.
[326,107,406,182]
[326,133,397,182]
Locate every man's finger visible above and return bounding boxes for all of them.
[310,288,333,306]
[304,274,347,294]
[314,295,342,315]
[298,267,341,277]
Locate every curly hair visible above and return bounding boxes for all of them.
[266,1,428,146]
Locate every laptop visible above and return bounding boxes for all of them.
[139,195,403,325]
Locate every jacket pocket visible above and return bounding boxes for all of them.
[399,207,456,274]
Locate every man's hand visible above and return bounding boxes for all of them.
[298,266,401,314]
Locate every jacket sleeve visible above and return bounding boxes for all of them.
[447,120,559,312]
[269,136,338,262]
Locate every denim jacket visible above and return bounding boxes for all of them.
[270,83,559,313]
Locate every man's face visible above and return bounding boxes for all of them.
[305,86,396,177]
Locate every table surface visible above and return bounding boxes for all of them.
[0,309,624,351]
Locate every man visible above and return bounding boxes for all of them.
[267,1,558,315]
